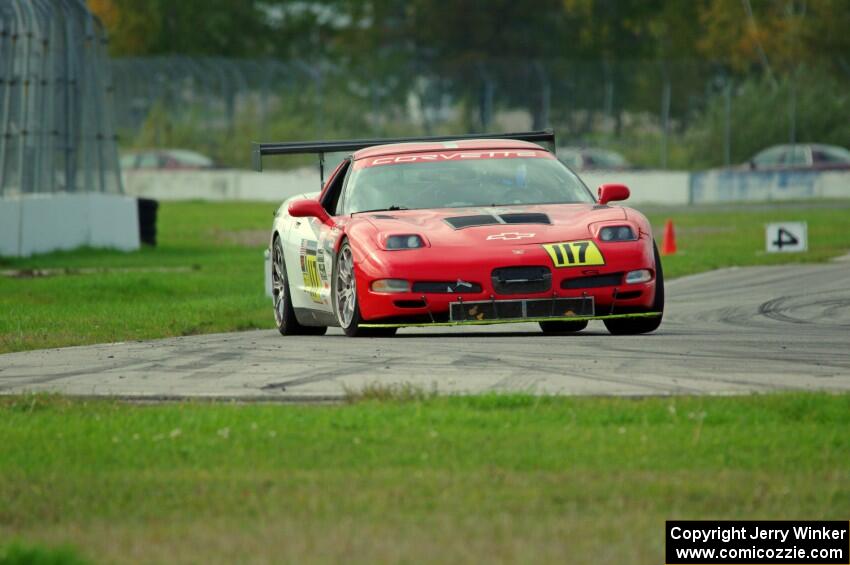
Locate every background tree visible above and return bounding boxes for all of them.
[88,0,850,168]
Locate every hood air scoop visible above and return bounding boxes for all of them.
[444,215,500,229]
[500,212,550,225]
[445,212,550,230]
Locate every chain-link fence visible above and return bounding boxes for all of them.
[0,0,122,197]
[110,54,833,172]
[109,57,686,165]
[112,57,299,140]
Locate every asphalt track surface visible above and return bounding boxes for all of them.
[1,260,849,400]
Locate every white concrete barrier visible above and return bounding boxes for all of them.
[689,170,850,203]
[0,198,21,257]
[125,167,691,205]
[579,171,691,205]
[123,167,321,202]
[122,167,850,206]
[0,193,140,257]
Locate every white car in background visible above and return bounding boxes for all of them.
[557,147,632,172]
[744,143,850,171]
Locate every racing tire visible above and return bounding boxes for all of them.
[603,242,665,335]
[539,319,588,334]
[333,239,397,338]
[272,236,327,336]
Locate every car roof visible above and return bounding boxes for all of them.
[352,138,546,160]
[761,143,846,151]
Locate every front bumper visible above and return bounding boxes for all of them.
[355,239,658,322]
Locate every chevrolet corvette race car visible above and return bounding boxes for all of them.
[255,131,663,337]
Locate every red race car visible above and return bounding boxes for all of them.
[256,131,663,337]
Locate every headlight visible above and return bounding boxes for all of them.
[625,269,652,284]
[371,279,410,293]
[384,234,425,250]
[599,226,636,242]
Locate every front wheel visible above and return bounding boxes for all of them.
[333,240,396,338]
[603,242,664,335]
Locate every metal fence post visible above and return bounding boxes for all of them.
[0,15,14,195]
[477,64,494,132]
[660,68,671,170]
[724,79,732,167]
[788,73,797,145]
[533,61,550,130]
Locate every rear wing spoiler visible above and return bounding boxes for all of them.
[251,129,556,186]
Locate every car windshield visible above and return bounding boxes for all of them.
[168,150,213,167]
[342,151,594,214]
[816,146,850,163]
[753,146,786,166]
[588,149,629,168]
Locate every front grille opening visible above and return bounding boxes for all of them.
[491,266,552,295]
[615,291,642,300]
[412,281,483,294]
[450,297,594,321]
[526,298,593,318]
[444,215,500,229]
[394,300,427,308]
[561,273,623,289]
[499,212,550,225]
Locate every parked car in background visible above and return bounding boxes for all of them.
[556,147,633,171]
[120,149,216,170]
[745,143,850,171]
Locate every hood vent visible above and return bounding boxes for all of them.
[445,212,551,230]
[500,212,550,225]
[444,215,500,229]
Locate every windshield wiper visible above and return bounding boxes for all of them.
[354,205,409,214]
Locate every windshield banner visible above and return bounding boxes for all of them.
[358,150,553,169]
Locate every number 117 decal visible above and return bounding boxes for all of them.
[542,240,606,267]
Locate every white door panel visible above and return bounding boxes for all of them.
[284,217,335,312]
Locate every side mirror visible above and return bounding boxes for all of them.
[597,184,630,205]
[288,199,334,226]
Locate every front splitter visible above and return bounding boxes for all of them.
[360,311,662,329]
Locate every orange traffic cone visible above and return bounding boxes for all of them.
[661,219,677,256]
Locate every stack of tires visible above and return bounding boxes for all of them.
[137,198,159,246]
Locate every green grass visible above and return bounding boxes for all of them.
[0,393,847,563]
[642,200,850,278]
[0,201,276,353]
[1,200,848,354]
[0,542,89,565]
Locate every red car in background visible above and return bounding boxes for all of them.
[120,149,216,170]
[257,131,663,337]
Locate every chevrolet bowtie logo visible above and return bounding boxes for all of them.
[486,232,535,241]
